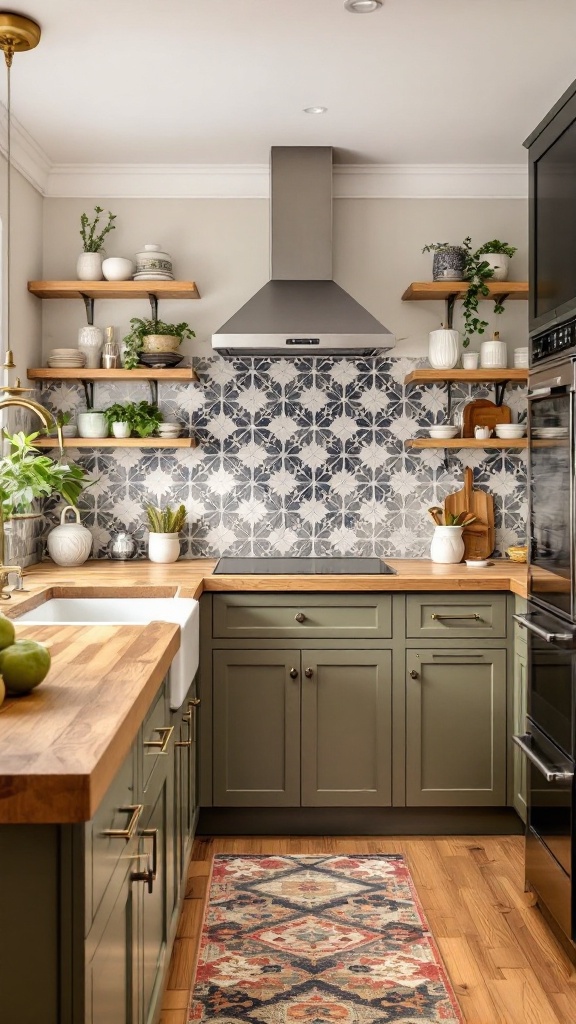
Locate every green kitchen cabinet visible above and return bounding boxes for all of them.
[140,772,173,1024]
[86,863,137,1024]
[172,682,200,903]
[405,648,507,806]
[300,649,392,806]
[513,642,528,823]
[212,649,301,806]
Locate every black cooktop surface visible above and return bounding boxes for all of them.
[213,557,396,575]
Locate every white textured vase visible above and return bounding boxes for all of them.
[428,326,460,369]
[78,326,104,368]
[480,336,507,369]
[76,252,103,281]
[47,506,93,567]
[148,532,180,563]
[481,253,510,281]
[430,525,465,564]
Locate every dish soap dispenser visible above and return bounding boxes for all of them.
[480,330,507,369]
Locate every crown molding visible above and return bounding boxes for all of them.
[0,105,51,194]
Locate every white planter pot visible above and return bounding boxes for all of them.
[430,525,465,564]
[148,532,180,563]
[141,334,181,354]
[461,351,479,370]
[77,411,108,437]
[112,421,131,438]
[428,327,460,369]
[47,505,93,567]
[76,252,103,281]
[481,253,510,281]
[480,339,508,369]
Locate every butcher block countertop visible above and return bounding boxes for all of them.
[0,557,530,825]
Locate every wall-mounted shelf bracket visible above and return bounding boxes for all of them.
[148,380,158,405]
[81,294,95,326]
[83,381,95,409]
[445,294,457,330]
[149,293,159,321]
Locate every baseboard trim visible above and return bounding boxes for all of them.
[197,806,524,836]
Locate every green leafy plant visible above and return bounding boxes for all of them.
[103,401,162,437]
[145,503,187,534]
[122,317,196,370]
[474,240,517,259]
[421,241,465,254]
[428,507,477,527]
[79,205,117,253]
[42,410,71,436]
[0,431,90,516]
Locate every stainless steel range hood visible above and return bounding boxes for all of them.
[212,147,395,356]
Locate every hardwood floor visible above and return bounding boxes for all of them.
[160,836,576,1024]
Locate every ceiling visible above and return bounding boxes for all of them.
[4,0,576,168]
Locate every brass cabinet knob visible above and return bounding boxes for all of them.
[409,669,419,680]
[295,612,306,623]
[289,667,298,679]
[304,668,313,678]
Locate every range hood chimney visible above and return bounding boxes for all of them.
[212,146,395,356]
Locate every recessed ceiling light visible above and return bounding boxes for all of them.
[344,0,383,12]
[304,106,328,115]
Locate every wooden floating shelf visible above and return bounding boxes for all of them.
[404,369,528,387]
[33,437,198,449]
[27,367,199,383]
[402,281,529,302]
[406,438,528,450]
[28,280,200,300]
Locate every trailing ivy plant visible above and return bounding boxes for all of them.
[79,205,117,253]
[122,317,196,370]
[145,503,187,534]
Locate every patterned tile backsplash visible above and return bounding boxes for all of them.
[37,355,527,560]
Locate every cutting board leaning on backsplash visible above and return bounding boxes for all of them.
[444,467,495,559]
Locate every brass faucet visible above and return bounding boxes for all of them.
[0,393,55,599]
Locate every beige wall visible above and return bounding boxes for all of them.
[3,161,43,378]
[41,196,528,361]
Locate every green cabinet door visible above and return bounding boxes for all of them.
[140,770,173,1024]
[213,650,300,807]
[406,648,507,806]
[513,643,528,823]
[301,650,392,807]
[87,867,136,1024]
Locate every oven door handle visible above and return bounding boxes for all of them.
[513,734,574,782]
[513,613,574,644]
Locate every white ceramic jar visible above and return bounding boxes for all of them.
[148,532,180,563]
[76,252,103,281]
[78,326,104,368]
[133,243,173,278]
[480,253,510,281]
[111,421,131,438]
[77,411,108,437]
[428,325,460,369]
[102,257,134,281]
[480,331,507,369]
[47,506,93,567]
[461,351,479,370]
[430,525,465,564]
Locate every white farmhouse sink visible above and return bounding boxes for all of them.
[15,597,199,710]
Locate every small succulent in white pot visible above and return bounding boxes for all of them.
[145,503,187,563]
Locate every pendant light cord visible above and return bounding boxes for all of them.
[5,50,11,362]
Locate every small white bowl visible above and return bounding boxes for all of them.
[428,425,459,439]
[495,425,526,438]
[465,559,490,568]
[102,257,134,281]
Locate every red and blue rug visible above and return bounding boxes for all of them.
[189,855,463,1023]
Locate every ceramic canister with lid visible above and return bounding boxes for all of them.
[428,323,460,369]
[480,330,508,369]
[47,506,93,566]
[133,243,173,277]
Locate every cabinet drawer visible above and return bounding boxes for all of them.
[141,681,172,793]
[406,594,507,639]
[213,593,392,639]
[88,747,137,925]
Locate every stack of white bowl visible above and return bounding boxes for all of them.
[495,423,526,439]
[156,420,182,440]
[47,348,86,368]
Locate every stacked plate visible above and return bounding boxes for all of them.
[533,426,568,439]
[133,272,174,282]
[156,420,182,440]
[47,348,86,368]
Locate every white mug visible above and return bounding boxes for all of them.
[474,425,491,439]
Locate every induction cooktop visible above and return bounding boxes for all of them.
[213,557,396,575]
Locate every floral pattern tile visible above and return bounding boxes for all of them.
[37,357,528,559]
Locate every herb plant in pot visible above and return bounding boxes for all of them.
[145,503,187,563]
[103,401,162,438]
[122,318,195,370]
[77,205,117,281]
[427,507,477,564]
[422,241,466,282]
[474,240,517,283]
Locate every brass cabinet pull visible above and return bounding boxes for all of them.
[304,667,313,678]
[295,612,306,623]
[431,653,484,660]
[101,803,143,841]
[409,669,419,679]
[431,613,481,621]
[175,717,192,748]
[289,667,298,679]
[143,725,174,753]
[131,828,158,894]
[189,697,201,707]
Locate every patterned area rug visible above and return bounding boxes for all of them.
[189,855,463,1023]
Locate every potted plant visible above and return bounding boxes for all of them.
[427,507,477,564]
[122,317,195,370]
[474,239,517,282]
[145,503,187,563]
[0,430,89,519]
[422,241,467,282]
[103,401,162,438]
[77,205,117,281]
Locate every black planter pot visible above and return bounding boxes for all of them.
[432,248,466,281]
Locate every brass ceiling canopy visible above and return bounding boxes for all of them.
[0,13,40,65]
[0,377,33,396]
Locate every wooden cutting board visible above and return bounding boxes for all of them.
[444,467,495,559]
[462,398,512,438]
